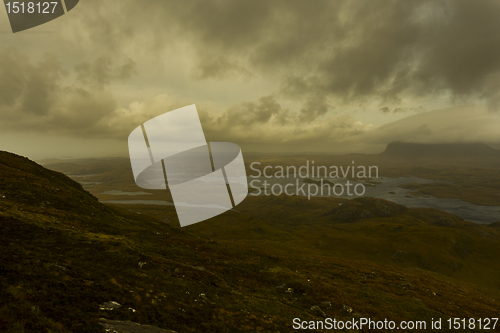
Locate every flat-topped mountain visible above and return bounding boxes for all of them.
[381,142,500,158]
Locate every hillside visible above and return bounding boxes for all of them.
[185,195,500,292]
[1,151,500,332]
[380,142,500,158]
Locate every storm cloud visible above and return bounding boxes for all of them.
[65,1,500,105]
[2,0,500,157]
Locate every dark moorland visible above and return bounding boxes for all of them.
[1,145,500,332]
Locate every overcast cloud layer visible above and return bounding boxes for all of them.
[1,0,500,158]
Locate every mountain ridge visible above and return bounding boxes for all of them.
[380,142,500,158]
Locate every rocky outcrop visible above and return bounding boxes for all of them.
[100,319,178,333]
[327,197,407,222]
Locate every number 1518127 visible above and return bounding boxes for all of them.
[5,2,59,14]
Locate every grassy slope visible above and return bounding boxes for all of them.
[1,151,499,332]
[186,196,500,293]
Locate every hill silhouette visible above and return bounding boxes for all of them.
[326,197,408,222]
[1,151,500,332]
[380,142,500,158]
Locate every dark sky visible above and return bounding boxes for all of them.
[2,0,500,159]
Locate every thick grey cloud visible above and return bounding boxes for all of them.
[75,57,136,87]
[0,50,62,116]
[65,0,500,113]
[362,106,500,146]
[0,50,128,137]
[3,0,500,158]
[214,95,289,127]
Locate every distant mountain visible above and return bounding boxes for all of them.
[380,142,500,158]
